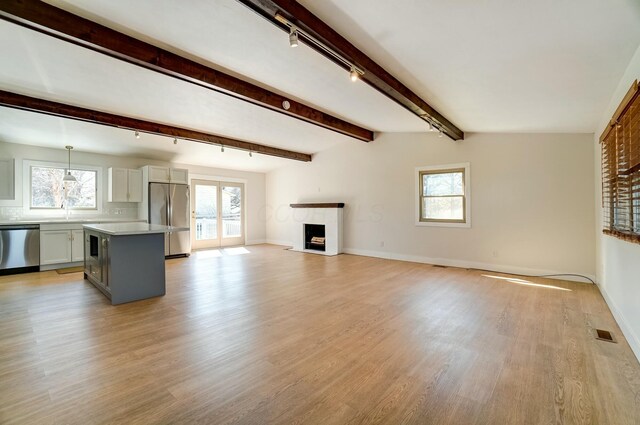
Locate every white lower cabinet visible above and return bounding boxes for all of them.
[71,229,85,262]
[40,227,88,266]
[40,230,73,265]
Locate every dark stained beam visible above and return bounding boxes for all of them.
[0,90,312,162]
[238,0,464,141]
[0,0,373,142]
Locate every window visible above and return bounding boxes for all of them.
[30,165,98,209]
[416,163,470,227]
[601,80,640,243]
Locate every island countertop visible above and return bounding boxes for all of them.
[83,222,189,236]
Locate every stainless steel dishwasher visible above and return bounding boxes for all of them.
[0,224,40,275]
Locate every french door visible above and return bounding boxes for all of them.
[191,179,245,249]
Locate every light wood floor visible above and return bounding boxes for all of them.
[1,245,639,424]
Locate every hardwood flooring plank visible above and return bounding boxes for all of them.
[0,245,638,424]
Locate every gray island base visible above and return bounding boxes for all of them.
[83,223,187,305]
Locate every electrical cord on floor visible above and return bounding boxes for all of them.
[467,268,596,285]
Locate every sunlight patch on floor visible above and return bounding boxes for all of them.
[224,247,250,255]
[482,274,572,291]
[193,249,223,258]
[193,247,251,257]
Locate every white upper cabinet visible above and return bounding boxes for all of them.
[108,168,128,202]
[147,166,171,183]
[143,166,189,184]
[108,167,143,202]
[169,168,189,185]
[0,158,15,200]
[127,169,143,202]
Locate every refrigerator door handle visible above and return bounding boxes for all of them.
[167,189,171,228]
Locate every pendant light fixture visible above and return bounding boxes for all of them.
[63,145,77,183]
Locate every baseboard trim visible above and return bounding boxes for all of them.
[596,283,640,362]
[246,239,267,245]
[342,248,596,283]
[264,241,595,283]
[265,239,293,248]
[40,261,83,272]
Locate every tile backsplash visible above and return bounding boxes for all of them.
[0,206,138,221]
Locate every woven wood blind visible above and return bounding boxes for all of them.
[601,80,640,243]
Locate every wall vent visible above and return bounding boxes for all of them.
[595,329,616,343]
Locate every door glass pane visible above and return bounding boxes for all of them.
[222,186,242,238]
[195,185,217,240]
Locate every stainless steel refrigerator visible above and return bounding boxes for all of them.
[149,183,190,257]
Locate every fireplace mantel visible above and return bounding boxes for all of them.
[290,203,345,208]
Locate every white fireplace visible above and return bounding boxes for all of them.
[290,203,344,256]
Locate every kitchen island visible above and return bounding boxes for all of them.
[83,222,188,305]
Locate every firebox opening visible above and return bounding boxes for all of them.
[304,224,326,252]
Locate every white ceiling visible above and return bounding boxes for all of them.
[1,0,639,172]
[299,0,640,133]
[0,107,291,173]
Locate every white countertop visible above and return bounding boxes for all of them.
[83,222,189,236]
[0,218,144,226]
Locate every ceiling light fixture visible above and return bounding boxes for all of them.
[350,67,359,82]
[135,131,140,139]
[221,145,225,153]
[289,27,299,47]
[62,145,77,183]
[173,138,178,145]
[249,151,253,158]
[275,13,364,82]
[438,129,444,138]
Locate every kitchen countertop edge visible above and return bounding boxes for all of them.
[83,223,189,236]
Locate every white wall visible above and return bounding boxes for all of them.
[594,44,640,360]
[0,141,267,243]
[266,132,595,279]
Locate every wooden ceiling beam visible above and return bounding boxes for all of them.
[0,0,373,142]
[238,0,464,140]
[0,90,312,162]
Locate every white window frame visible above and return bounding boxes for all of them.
[23,160,103,216]
[415,162,471,228]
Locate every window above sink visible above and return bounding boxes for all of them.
[23,160,103,216]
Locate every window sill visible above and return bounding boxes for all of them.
[415,221,471,228]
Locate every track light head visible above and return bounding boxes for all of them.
[428,122,434,132]
[135,131,140,139]
[350,67,359,82]
[438,129,444,138]
[249,151,253,157]
[173,138,177,145]
[289,27,299,48]
[221,145,225,153]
